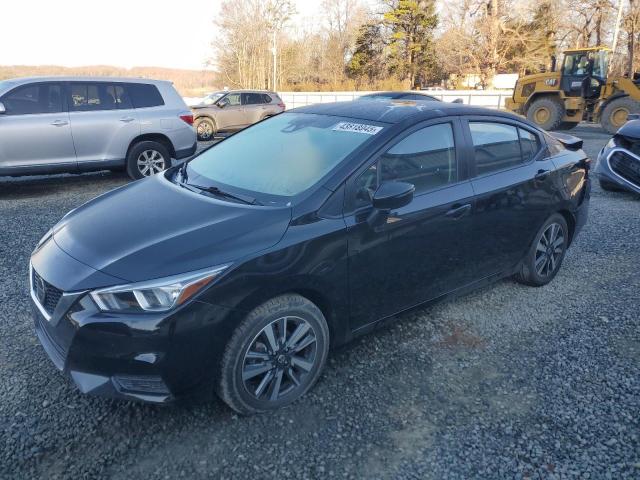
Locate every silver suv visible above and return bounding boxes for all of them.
[0,77,196,179]
[191,90,285,141]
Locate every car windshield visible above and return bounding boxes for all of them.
[357,94,396,101]
[185,112,384,198]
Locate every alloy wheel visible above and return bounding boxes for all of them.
[197,121,213,140]
[242,316,318,402]
[136,150,166,176]
[535,222,565,277]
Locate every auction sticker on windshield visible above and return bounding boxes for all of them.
[332,122,383,135]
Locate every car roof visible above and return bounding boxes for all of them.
[0,76,173,85]
[362,91,434,97]
[213,89,278,94]
[291,100,525,125]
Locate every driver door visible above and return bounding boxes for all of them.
[345,118,478,331]
[216,92,245,130]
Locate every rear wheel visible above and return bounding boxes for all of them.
[515,213,568,287]
[195,117,216,141]
[125,141,171,180]
[600,97,640,134]
[216,294,330,415]
[526,97,564,131]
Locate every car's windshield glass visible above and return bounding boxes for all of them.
[186,112,384,198]
[203,92,225,105]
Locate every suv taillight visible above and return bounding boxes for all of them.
[277,102,286,109]
[179,114,194,126]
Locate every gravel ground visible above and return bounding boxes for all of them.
[0,126,638,479]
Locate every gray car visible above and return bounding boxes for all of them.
[192,90,285,141]
[0,77,196,179]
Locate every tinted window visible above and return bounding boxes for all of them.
[2,83,63,115]
[262,94,273,103]
[114,85,133,109]
[243,93,265,105]
[519,128,540,161]
[188,113,383,197]
[69,83,117,111]
[470,122,522,175]
[379,123,457,194]
[404,94,438,102]
[128,83,164,108]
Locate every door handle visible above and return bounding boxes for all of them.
[535,169,551,181]
[119,117,135,123]
[445,203,472,219]
[51,120,68,127]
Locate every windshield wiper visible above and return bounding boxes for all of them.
[187,183,263,205]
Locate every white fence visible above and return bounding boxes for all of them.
[186,90,514,110]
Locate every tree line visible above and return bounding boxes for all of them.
[213,0,640,91]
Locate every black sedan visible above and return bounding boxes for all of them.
[30,100,591,414]
[356,91,441,102]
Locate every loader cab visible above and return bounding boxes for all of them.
[560,48,610,99]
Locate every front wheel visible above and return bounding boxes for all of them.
[216,294,330,415]
[600,97,640,134]
[515,213,569,287]
[195,117,216,141]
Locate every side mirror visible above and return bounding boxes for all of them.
[217,100,228,109]
[0,102,5,114]
[372,181,415,211]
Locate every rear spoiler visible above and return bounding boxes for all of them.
[549,132,583,151]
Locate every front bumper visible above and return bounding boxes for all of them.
[30,267,234,404]
[595,146,640,194]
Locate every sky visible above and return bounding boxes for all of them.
[0,0,322,71]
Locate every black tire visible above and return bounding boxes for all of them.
[526,97,564,131]
[558,121,579,130]
[195,117,216,141]
[515,213,569,287]
[600,97,640,134]
[126,141,171,180]
[599,178,626,192]
[216,294,330,415]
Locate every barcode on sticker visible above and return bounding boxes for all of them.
[332,122,383,135]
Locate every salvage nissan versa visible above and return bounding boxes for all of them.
[30,101,590,414]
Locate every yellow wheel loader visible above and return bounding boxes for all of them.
[506,47,640,134]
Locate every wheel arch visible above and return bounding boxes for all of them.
[557,209,576,246]
[127,133,175,159]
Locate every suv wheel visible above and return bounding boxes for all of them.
[216,294,330,415]
[195,117,216,141]
[126,141,171,180]
[515,213,569,287]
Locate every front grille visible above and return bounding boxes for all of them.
[34,314,68,370]
[610,151,640,188]
[32,269,63,315]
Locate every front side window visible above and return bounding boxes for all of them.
[470,122,524,175]
[379,123,457,194]
[187,113,384,198]
[220,93,241,107]
[2,83,63,115]
[69,83,117,111]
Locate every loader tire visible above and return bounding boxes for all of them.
[600,97,640,134]
[526,97,564,131]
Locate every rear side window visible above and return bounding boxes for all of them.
[470,122,524,175]
[114,85,133,109]
[379,123,457,194]
[69,83,118,111]
[127,83,164,108]
[519,128,541,161]
[243,93,265,105]
[262,94,273,103]
[2,83,63,115]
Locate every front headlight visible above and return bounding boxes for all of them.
[90,264,230,313]
[606,136,619,149]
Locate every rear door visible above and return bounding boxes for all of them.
[66,82,140,166]
[345,118,478,331]
[0,81,76,170]
[463,117,555,277]
[241,92,268,125]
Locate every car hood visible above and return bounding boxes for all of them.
[616,119,640,140]
[53,175,292,283]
